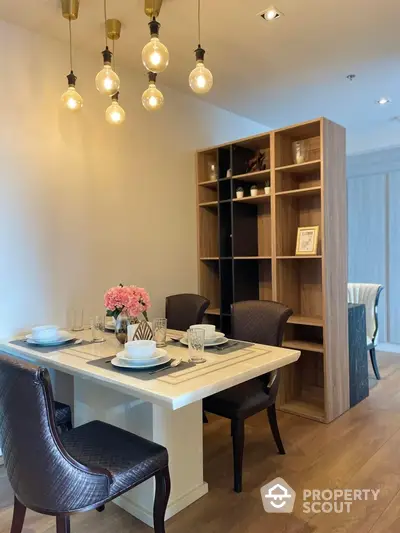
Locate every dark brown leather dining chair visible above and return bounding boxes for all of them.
[0,354,170,533]
[203,300,293,493]
[166,293,210,331]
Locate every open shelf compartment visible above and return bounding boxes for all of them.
[276,258,323,323]
[275,193,321,257]
[278,351,325,422]
[233,202,272,258]
[274,120,321,169]
[232,134,270,178]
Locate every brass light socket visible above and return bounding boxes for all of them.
[61,0,80,20]
[144,0,163,18]
[106,19,122,40]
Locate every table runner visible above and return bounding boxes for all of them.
[9,338,94,354]
[166,339,254,355]
[87,356,196,381]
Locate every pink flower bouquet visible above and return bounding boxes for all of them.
[104,284,151,321]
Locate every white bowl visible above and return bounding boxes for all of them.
[32,325,60,341]
[190,324,216,340]
[124,340,157,359]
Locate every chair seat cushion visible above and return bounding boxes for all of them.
[203,378,272,419]
[61,420,168,497]
[54,401,72,427]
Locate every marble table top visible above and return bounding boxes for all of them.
[0,330,300,410]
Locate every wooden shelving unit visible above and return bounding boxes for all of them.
[196,118,348,423]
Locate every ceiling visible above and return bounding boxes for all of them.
[1,0,400,151]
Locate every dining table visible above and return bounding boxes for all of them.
[0,328,300,526]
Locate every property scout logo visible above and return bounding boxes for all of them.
[260,478,380,514]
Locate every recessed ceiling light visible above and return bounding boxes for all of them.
[376,97,391,105]
[258,6,283,21]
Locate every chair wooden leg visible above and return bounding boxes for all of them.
[231,419,245,493]
[56,516,70,533]
[267,404,285,455]
[153,467,171,533]
[370,347,381,380]
[10,496,26,533]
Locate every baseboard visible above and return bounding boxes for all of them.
[377,343,400,354]
[114,481,208,527]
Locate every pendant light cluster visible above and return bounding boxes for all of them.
[60,0,213,119]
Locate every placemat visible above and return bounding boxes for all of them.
[166,339,254,355]
[10,339,95,354]
[87,356,196,381]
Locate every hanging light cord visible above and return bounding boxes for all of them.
[68,18,73,72]
[112,39,116,71]
[104,0,108,48]
[197,0,201,47]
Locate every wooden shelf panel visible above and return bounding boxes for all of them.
[205,308,220,316]
[233,194,271,205]
[199,200,218,208]
[288,315,323,327]
[234,256,271,260]
[282,340,324,353]
[276,160,321,174]
[198,180,218,189]
[200,257,219,261]
[232,169,271,182]
[279,398,325,422]
[277,256,322,260]
[276,186,321,197]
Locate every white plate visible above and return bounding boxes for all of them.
[26,331,76,346]
[111,354,172,370]
[116,348,167,365]
[180,336,228,347]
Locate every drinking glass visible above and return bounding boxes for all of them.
[187,328,206,363]
[207,160,217,181]
[90,316,105,343]
[153,318,167,348]
[292,140,309,164]
[71,308,84,332]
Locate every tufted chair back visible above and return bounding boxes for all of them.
[0,354,111,514]
[347,283,383,345]
[231,300,293,402]
[166,293,210,331]
[231,300,292,347]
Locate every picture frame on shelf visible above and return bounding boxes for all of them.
[295,226,319,255]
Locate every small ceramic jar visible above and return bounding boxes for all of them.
[250,186,258,197]
[236,187,244,199]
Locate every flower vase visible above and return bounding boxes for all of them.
[115,310,135,345]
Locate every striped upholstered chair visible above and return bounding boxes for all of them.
[348,283,384,380]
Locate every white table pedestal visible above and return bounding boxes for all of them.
[73,377,208,526]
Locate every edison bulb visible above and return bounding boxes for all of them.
[142,83,164,111]
[95,64,120,96]
[142,38,169,73]
[61,86,83,111]
[189,62,213,94]
[105,100,126,125]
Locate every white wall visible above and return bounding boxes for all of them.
[0,20,267,338]
[347,146,400,344]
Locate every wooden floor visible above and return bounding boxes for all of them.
[2,352,400,533]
